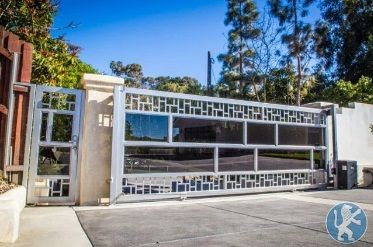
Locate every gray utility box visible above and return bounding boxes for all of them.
[337,160,358,189]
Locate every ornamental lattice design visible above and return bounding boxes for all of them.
[41,92,76,111]
[124,93,325,125]
[122,171,324,195]
[34,178,70,197]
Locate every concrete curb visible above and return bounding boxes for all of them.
[0,186,26,243]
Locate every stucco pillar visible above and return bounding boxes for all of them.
[79,74,124,205]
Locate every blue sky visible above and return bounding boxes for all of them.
[53,0,321,85]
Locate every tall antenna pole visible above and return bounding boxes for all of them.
[207,51,212,96]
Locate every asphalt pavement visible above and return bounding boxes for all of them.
[75,189,373,247]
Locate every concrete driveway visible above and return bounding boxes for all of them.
[0,207,91,247]
[76,189,373,247]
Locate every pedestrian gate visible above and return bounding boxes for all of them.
[26,85,83,204]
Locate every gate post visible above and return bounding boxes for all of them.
[110,86,125,204]
[80,74,124,205]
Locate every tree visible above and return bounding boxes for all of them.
[248,5,281,102]
[301,71,329,104]
[154,76,204,95]
[110,61,204,94]
[110,61,144,87]
[265,63,297,104]
[269,0,316,106]
[323,76,373,106]
[218,0,261,98]
[0,0,96,88]
[314,0,373,82]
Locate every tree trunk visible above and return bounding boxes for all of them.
[293,0,301,106]
[239,1,244,94]
[252,77,260,102]
[263,76,267,102]
[296,55,302,106]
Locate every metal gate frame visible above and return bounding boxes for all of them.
[24,85,84,205]
[19,82,36,188]
[111,86,329,203]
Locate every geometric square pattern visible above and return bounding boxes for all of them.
[118,89,328,200]
[124,93,325,125]
[41,92,76,111]
[34,178,70,197]
[122,171,325,195]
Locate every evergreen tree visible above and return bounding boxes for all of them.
[314,0,373,82]
[110,61,203,94]
[268,0,316,106]
[218,0,260,98]
[110,61,143,87]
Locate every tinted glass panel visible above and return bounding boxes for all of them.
[37,147,70,175]
[125,114,168,142]
[173,118,243,144]
[124,147,214,173]
[219,149,254,171]
[258,150,310,170]
[247,123,275,145]
[314,150,325,169]
[278,125,324,146]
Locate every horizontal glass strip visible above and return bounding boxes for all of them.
[124,147,214,173]
[173,117,243,144]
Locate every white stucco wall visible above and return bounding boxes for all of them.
[0,186,26,243]
[336,103,373,185]
[79,74,123,205]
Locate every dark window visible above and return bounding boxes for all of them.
[173,117,243,144]
[247,123,275,145]
[278,125,324,146]
[218,149,254,171]
[258,150,310,170]
[125,114,168,142]
[314,150,325,169]
[124,147,214,173]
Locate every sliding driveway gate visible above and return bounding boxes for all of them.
[111,87,328,202]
